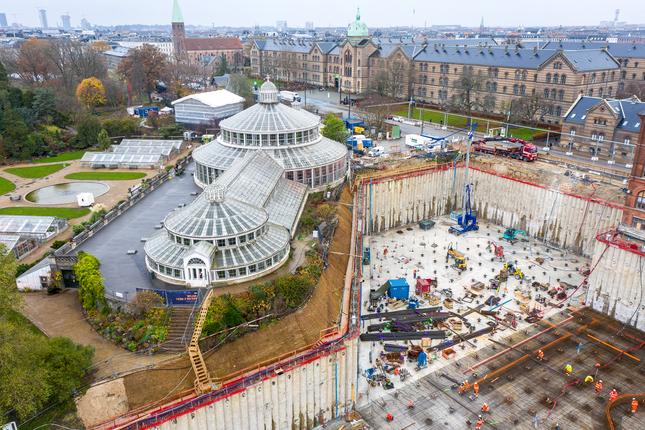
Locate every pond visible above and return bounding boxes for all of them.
[26,182,110,205]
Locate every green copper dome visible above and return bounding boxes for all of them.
[347,8,368,38]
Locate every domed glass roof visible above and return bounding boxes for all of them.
[258,79,279,104]
[164,191,268,238]
[347,8,368,38]
[220,102,320,133]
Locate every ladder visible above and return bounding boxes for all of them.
[188,288,215,394]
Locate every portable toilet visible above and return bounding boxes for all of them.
[416,278,432,295]
[387,278,410,300]
[417,350,428,368]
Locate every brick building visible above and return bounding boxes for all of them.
[171,0,243,66]
[248,11,623,123]
[562,95,644,164]
[623,112,645,230]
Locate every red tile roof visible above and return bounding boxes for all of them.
[184,37,243,51]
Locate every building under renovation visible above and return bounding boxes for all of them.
[144,151,307,287]
[192,79,348,191]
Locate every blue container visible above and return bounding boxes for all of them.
[387,278,410,300]
[417,351,428,368]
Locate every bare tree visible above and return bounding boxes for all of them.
[370,60,409,98]
[618,81,645,100]
[451,66,484,118]
[513,94,548,125]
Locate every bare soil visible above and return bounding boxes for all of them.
[121,186,353,410]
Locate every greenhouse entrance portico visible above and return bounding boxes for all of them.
[144,151,308,287]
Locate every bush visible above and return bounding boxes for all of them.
[72,224,86,235]
[73,251,106,311]
[16,262,35,277]
[130,290,164,318]
[102,116,138,137]
[50,240,67,250]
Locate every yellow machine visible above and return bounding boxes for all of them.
[503,262,524,280]
[447,245,467,272]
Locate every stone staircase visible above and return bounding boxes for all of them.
[162,306,196,352]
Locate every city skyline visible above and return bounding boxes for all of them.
[3,0,645,28]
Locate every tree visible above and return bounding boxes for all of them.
[76,77,107,111]
[74,115,102,149]
[73,251,106,311]
[215,54,229,76]
[226,73,254,106]
[11,39,57,85]
[130,290,164,318]
[315,203,337,224]
[512,94,548,125]
[90,40,111,52]
[31,88,57,124]
[321,114,349,143]
[42,337,93,403]
[0,244,20,314]
[451,66,484,118]
[118,44,168,101]
[97,129,111,150]
[0,59,7,88]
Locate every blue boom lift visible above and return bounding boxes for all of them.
[449,123,479,235]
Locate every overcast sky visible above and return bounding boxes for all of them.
[5,0,645,28]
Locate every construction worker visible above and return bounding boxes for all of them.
[536,349,545,361]
[594,380,603,394]
[564,363,573,376]
[473,381,480,398]
[609,388,619,402]
[631,398,638,414]
[584,375,594,384]
[407,400,414,409]
[459,380,470,395]
[481,403,490,413]
[385,412,394,422]
[475,415,485,429]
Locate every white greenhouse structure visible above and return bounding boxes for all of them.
[172,90,245,127]
[192,79,349,191]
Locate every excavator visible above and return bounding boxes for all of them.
[502,228,527,244]
[503,262,524,280]
[446,244,467,272]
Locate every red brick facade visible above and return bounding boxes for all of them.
[623,112,645,229]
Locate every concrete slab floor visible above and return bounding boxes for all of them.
[357,216,590,405]
[349,216,645,428]
[357,309,645,429]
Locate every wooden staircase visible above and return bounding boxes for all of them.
[188,288,215,394]
[162,307,195,352]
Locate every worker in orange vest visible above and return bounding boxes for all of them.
[475,415,485,429]
[385,412,394,422]
[481,403,490,413]
[631,398,639,414]
[594,380,603,394]
[473,381,480,398]
[609,388,619,402]
[536,349,545,361]
[459,380,470,395]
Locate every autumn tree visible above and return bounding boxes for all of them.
[76,77,107,111]
[118,44,168,101]
[11,39,57,85]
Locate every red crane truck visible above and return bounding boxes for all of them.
[472,137,538,161]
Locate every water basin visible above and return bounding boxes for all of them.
[26,182,109,205]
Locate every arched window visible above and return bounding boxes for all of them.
[558,90,565,101]
[187,258,205,265]
[344,50,352,65]
[553,73,559,83]
[550,89,557,99]
[560,74,567,84]
[636,191,645,210]
[546,73,552,83]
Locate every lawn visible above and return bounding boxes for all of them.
[34,150,85,163]
[5,163,70,179]
[65,171,147,181]
[395,107,540,140]
[0,176,16,195]
[0,206,90,219]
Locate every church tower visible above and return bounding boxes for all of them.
[171,0,187,62]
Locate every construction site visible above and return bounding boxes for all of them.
[70,115,645,430]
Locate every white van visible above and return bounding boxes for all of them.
[368,146,385,157]
[279,91,301,102]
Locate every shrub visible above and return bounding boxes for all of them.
[50,240,67,250]
[72,224,86,236]
[74,251,106,311]
[130,290,164,318]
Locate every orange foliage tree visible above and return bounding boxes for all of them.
[76,77,107,111]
